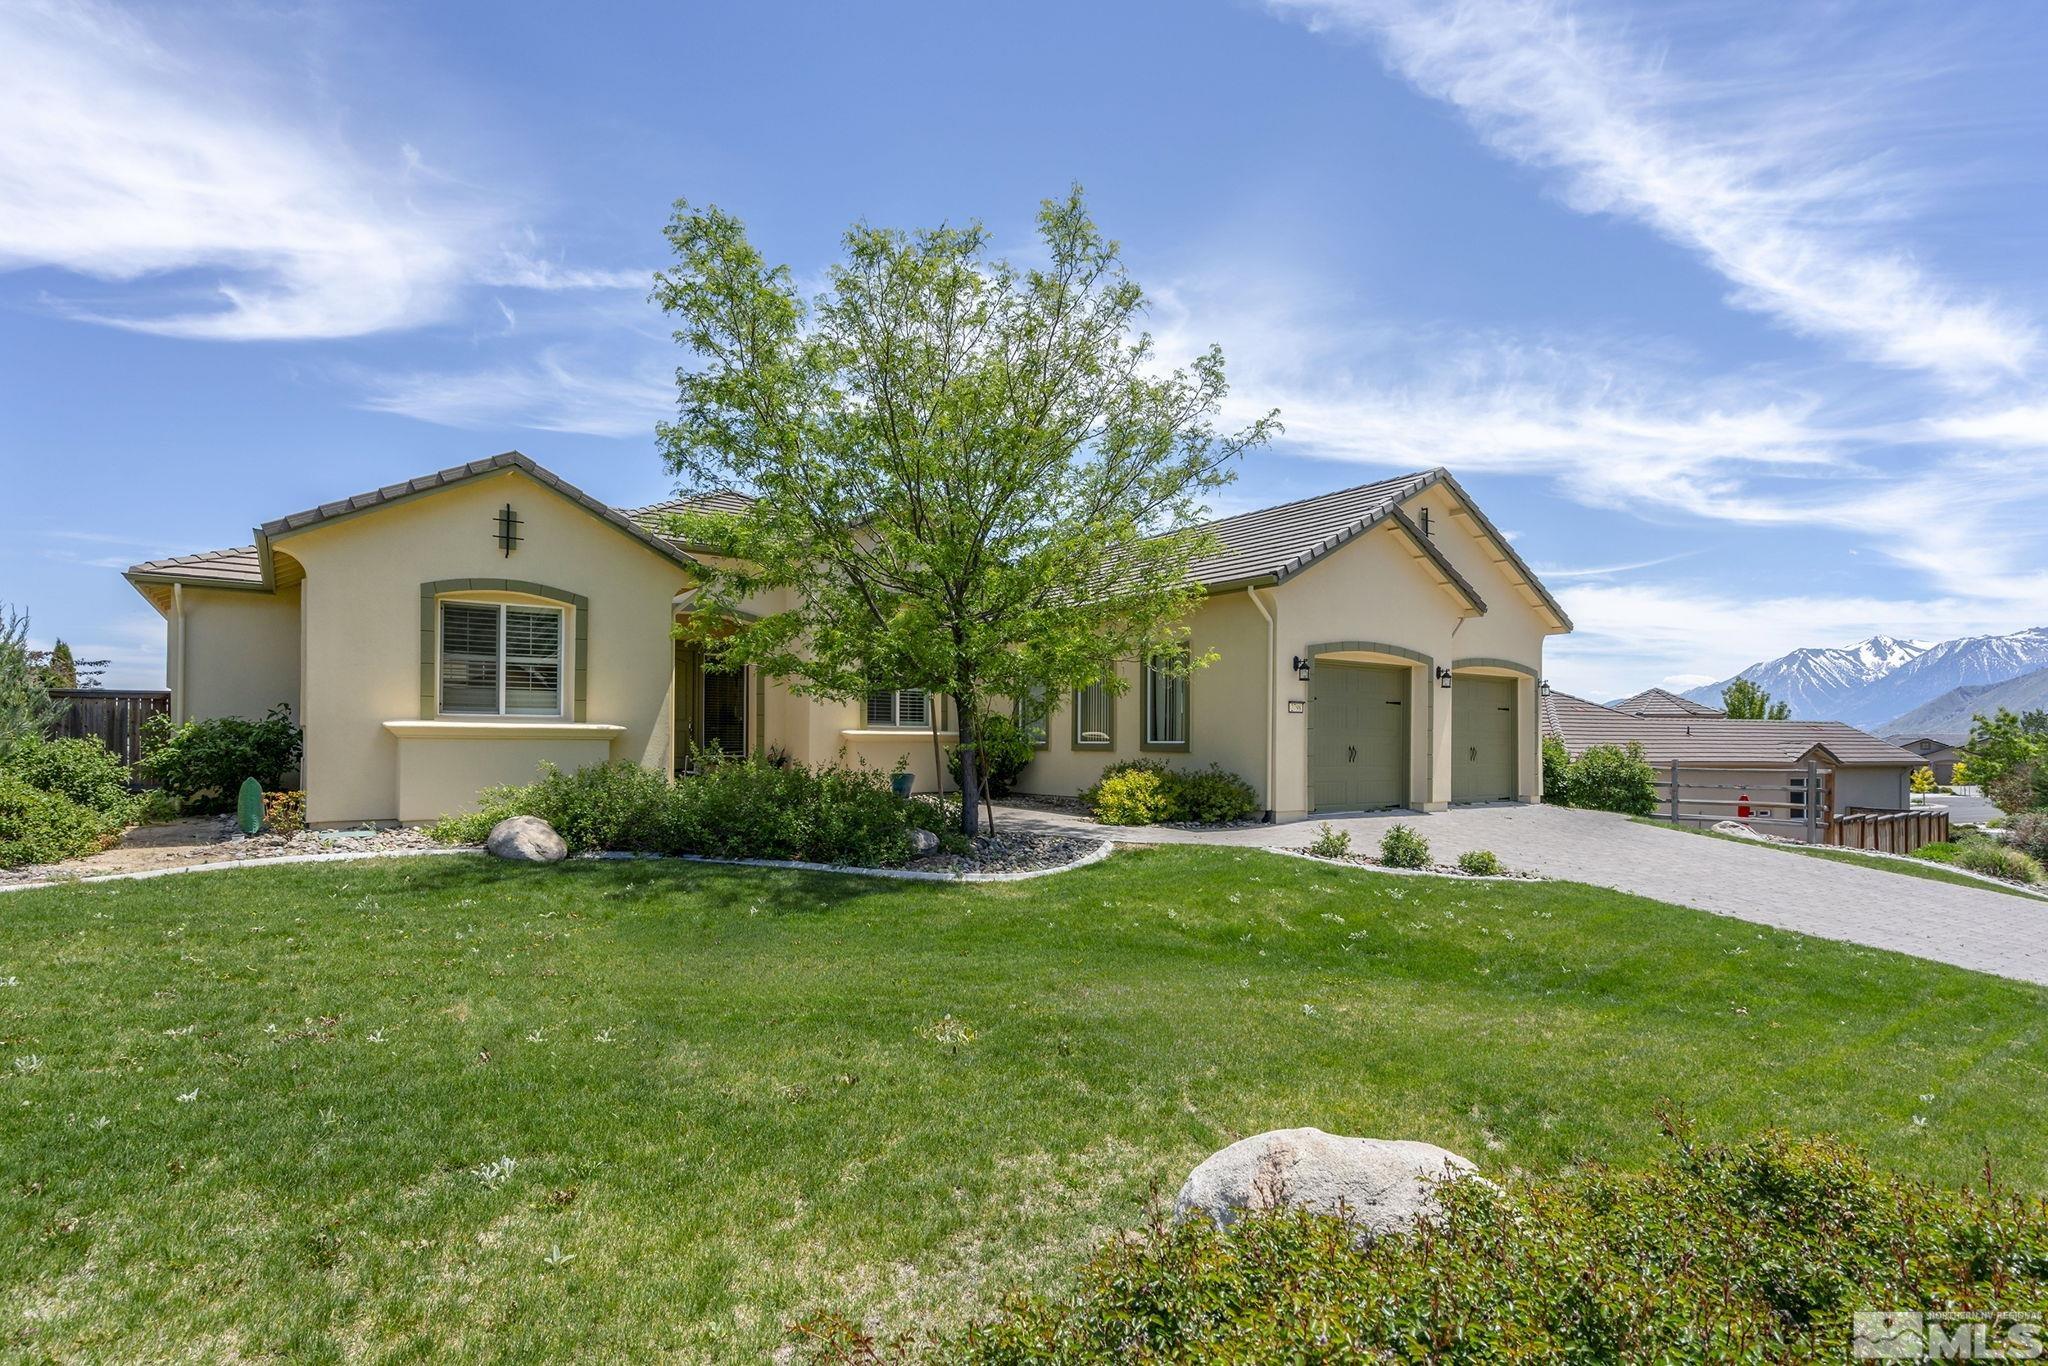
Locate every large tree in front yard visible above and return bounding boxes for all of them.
[652,188,1276,834]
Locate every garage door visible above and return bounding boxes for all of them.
[1452,674,1518,803]
[1310,661,1410,812]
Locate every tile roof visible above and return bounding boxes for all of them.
[126,545,265,586]
[1541,690,1922,768]
[1612,687,1726,718]
[129,451,705,589]
[123,458,1570,633]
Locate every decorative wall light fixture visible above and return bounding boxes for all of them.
[1435,666,1453,689]
[1292,655,1312,682]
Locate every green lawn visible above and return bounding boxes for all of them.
[4,848,2046,1359]
[1633,816,2048,902]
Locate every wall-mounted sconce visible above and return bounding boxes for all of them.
[1539,678,1552,698]
[1435,666,1453,689]
[1292,655,1312,682]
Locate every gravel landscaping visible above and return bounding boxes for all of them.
[0,816,444,887]
[905,829,1102,875]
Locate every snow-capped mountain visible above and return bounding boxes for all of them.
[1678,635,1933,722]
[1674,628,2048,727]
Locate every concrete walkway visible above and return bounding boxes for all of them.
[993,801,2048,986]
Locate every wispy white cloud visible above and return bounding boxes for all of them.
[355,351,673,438]
[1268,0,2038,387]
[0,3,638,341]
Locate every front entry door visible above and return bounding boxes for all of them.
[1310,660,1410,812]
[676,642,748,767]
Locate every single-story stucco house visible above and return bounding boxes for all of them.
[1541,689,1926,840]
[1890,735,1964,784]
[125,451,1571,826]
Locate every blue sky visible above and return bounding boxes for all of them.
[4,0,2046,697]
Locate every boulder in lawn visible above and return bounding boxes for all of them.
[1174,1127,1479,1240]
[486,816,567,863]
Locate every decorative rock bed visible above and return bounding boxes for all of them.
[0,816,445,887]
[1281,847,1542,881]
[904,830,1102,876]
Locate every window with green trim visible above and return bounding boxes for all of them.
[1072,681,1113,749]
[1144,650,1189,748]
[1015,683,1051,749]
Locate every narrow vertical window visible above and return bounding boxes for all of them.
[1073,681,1112,749]
[1015,683,1050,749]
[1144,651,1189,749]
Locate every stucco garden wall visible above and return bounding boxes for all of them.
[172,583,301,725]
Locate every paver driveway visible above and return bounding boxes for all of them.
[995,801,2048,985]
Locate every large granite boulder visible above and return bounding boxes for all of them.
[485,816,567,863]
[1174,1127,1479,1239]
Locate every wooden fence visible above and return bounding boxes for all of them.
[1828,807,1950,852]
[1656,760,1948,850]
[46,689,170,767]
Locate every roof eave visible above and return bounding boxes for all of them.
[1414,468,1574,632]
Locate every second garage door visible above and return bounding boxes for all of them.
[1310,661,1410,812]
[1452,674,1518,802]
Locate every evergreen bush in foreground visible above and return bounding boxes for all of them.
[794,1123,2048,1363]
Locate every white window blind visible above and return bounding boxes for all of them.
[1074,682,1111,747]
[1145,652,1188,746]
[439,602,500,714]
[440,601,563,717]
[865,688,930,728]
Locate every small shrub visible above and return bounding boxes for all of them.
[429,754,919,867]
[1456,848,1502,876]
[2003,811,2048,864]
[888,1127,2048,1365]
[1080,759,1260,826]
[137,705,303,813]
[1910,765,1936,794]
[1169,764,1260,824]
[1565,741,1658,815]
[1,734,134,820]
[1378,823,1430,868]
[261,790,306,835]
[1910,840,1958,864]
[0,772,121,868]
[945,714,1035,799]
[1955,839,2045,885]
[1306,823,1351,858]
[1086,764,1176,826]
[1541,735,1573,805]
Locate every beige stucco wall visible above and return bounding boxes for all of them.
[172,583,302,724]
[388,727,622,824]
[1008,587,1274,806]
[276,468,691,824]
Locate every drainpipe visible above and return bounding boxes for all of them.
[171,582,186,724]
[1247,584,1277,821]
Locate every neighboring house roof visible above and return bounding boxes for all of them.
[1612,687,1725,718]
[1541,690,1922,769]
[1888,736,1962,758]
